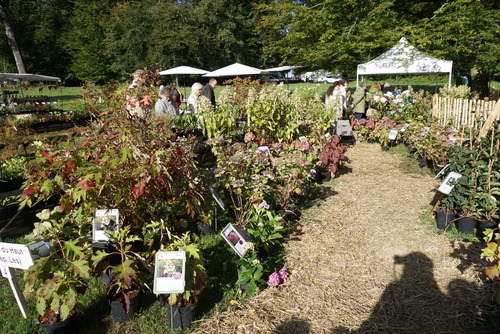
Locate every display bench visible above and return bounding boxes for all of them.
[0,73,62,118]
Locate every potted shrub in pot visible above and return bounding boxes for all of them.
[161,232,207,331]
[91,225,151,323]
[442,124,499,234]
[23,207,92,333]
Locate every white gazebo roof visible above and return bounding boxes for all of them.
[203,63,262,77]
[0,73,61,82]
[356,37,453,86]
[159,66,208,75]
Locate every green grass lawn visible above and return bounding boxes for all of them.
[22,86,84,111]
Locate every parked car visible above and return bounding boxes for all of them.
[318,75,341,84]
[261,75,286,84]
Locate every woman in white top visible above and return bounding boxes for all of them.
[187,82,203,113]
[325,81,342,119]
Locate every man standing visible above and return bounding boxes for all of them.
[350,82,367,120]
[201,78,217,107]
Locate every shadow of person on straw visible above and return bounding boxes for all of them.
[332,252,487,333]
[272,318,311,334]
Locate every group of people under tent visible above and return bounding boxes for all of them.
[153,78,218,119]
[350,81,405,121]
[126,68,218,119]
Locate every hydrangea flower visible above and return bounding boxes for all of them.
[258,201,270,210]
[278,268,289,283]
[267,272,280,287]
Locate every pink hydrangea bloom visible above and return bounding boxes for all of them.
[258,201,270,209]
[278,268,289,283]
[267,272,280,287]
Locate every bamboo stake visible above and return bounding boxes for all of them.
[478,100,500,140]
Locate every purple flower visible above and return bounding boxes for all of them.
[278,268,289,283]
[258,201,269,210]
[267,272,280,287]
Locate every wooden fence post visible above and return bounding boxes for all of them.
[478,100,500,140]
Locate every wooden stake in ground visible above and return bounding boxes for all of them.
[478,100,500,140]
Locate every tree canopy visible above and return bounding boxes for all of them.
[0,0,497,91]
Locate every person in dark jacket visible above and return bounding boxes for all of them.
[201,78,217,107]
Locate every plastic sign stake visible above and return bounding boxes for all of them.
[0,241,34,319]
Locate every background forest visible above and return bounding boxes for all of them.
[0,0,498,95]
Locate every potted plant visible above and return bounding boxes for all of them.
[23,207,91,333]
[161,232,207,331]
[91,225,150,323]
[441,124,499,234]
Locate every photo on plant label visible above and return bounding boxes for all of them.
[92,209,119,242]
[153,251,186,294]
[221,223,250,258]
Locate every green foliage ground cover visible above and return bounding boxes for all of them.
[22,78,499,113]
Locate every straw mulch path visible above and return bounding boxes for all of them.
[192,143,498,334]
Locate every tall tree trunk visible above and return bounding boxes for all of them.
[471,69,490,99]
[0,4,25,73]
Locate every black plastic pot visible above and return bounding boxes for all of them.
[418,158,431,169]
[436,211,455,231]
[476,219,499,239]
[40,316,73,334]
[381,145,390,151]
[109,295,138,323]
[197,224,215,236]
[455,216,477,234]
[166,302,197,331]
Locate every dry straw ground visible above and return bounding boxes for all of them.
[192,143,499,334]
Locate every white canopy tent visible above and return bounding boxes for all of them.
[159,66,208,76]
[0,73,61,82]
[203,63,262,77]
[159,66,208,98]
[356,37,453,88]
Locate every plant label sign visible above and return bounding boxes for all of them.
[209,186,226,211]
[388,129,398,140]
[153,251,186,294]
[0,242,34,270]
[258,146,270,155]
[438,172,462,195]
[434,164,451,179]
[92,209,119,242]
[221,224,252,258]
[299,136,307,142]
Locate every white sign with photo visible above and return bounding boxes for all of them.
[92,209,119,242]
[153,251,186,294]
[257,146,270,155]
[221,224,252,258]
[388,129,398,140]
[438,172,462,195]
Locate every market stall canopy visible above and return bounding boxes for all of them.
[0,73,61,82]
[159,66,208,75]
[356,37,453,87]
[203,63,262,77]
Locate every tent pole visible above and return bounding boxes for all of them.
[448,70,452,88]
[356,74,359,89]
